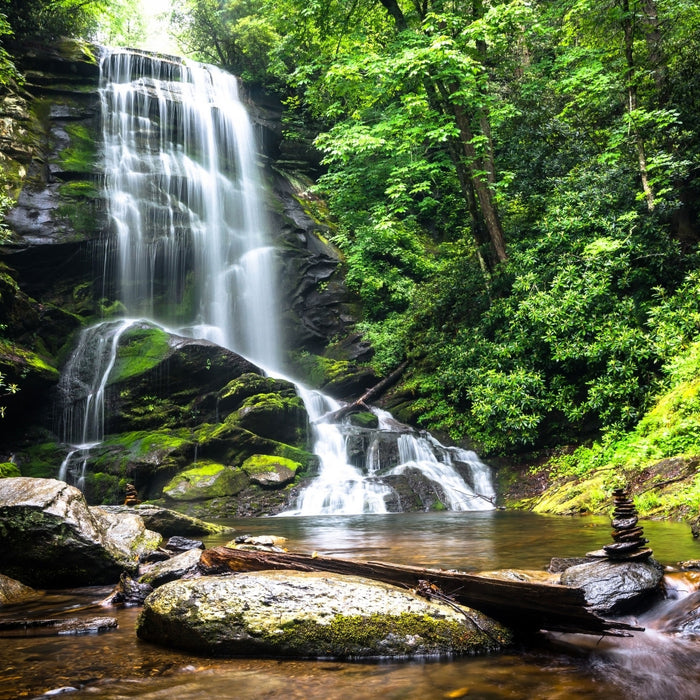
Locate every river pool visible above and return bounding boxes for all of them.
[2,511,699,699]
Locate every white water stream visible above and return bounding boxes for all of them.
[58,47,494,515]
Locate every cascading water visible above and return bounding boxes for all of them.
[286,400,495,515]
[58,318,137,487]
[57,46,495,514]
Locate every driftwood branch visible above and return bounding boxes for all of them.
[320,360,409,423]
[198,547,641,637]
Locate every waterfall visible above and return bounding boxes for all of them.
[100,48,279,367]
[57,46,495,513]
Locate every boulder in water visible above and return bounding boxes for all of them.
[137,571,511,659]
[138,548,202,588]
[0,477,161,587]
[0,573,39,605]
[559,558,664,614]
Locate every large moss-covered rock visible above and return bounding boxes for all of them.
[0,477,161,587]
[162,461,249,501]
[235,392,308,445]
[241,454,300,488]
[217,373,298,413]
[137,571,511,659]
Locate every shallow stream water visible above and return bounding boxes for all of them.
[2,511,700,699]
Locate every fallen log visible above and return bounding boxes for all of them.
[199,547,641,637]
[319,360,408,424]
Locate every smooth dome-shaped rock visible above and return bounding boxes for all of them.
[559,557,664,614]
[0,477,161,587]
[137,571,511,659]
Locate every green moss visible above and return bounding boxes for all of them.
[257,612,509,658]
[83,472,128,505]
[87,429,194,479]
[349,411,379,429]
[240,454,301,475]
[11,443,61,479]
[0,339,58,378]
[0,462,20,478]
[218,373,295,410]
[110,327,170,384]
[58,123,98,172]
[99,298,128,318]
[58,180,100,199]
[288,351,351,389]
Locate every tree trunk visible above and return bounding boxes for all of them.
[622,0,656,212]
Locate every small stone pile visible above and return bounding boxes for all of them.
[603,487,652,561]
[124,483,140,506]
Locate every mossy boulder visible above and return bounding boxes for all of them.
[349,411,379,429]
[234,392,308,445]
[137,571,511,659]
[241,454,300,488]
[217,373,298,413]
[104,326,264,433]
[288,351,376,400]
[0,477,161,587]
[162,461,250,502]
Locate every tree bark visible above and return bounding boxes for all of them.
[622,0,656,212]
[378,0,507,266]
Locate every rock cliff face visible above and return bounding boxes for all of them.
[0,40,367,510]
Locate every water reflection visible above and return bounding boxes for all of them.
[2,511,700,699]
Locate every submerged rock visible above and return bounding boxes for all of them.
[0,477,161,587]
[559,558,664,614]
[656,590,700,638]
[0,616,118,635]
[100,572,154,607]
[137,571,511,659]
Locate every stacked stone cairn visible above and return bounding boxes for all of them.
[603,487,652,561]
[124,483,140,506]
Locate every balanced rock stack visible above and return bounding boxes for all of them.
[603,487,652,561]
[124,483,141,507]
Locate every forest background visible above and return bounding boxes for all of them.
[2,0,700,518]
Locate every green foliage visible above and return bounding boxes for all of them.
[110,327,170,384]
[0,369,19,418]
[0,461,20,477]
[169,1,280,84]
[0,0,146,44]
[0,10,21,90]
